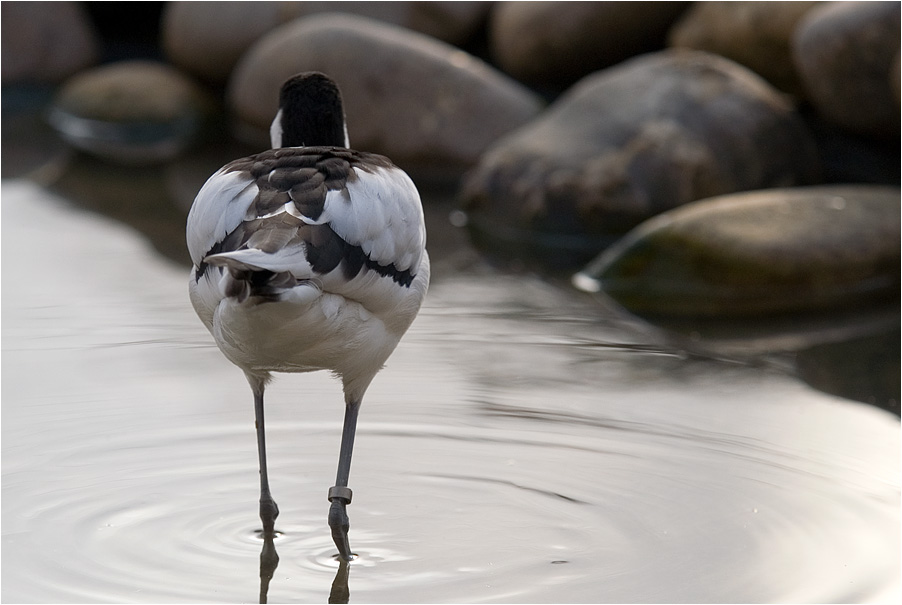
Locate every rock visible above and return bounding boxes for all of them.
[490,1,689,92]
[163,1,492,84]
[398,1,492,46]
[48,61,215,164]
[793,1,901,139]
[460,50,821,267]
[163,1,288,84]
[1,1,100,84]
[574,186,901,317]
[228,13,543,178]
[668,1,818,96]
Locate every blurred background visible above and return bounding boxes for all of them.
[4,0,899,409]
[2,2,900,603]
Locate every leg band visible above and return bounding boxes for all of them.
[328,486,353,504]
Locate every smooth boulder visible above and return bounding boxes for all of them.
[163,1,288,84]
[668,1,818,96]
[228,13,543,177]
[793,1,901,138]
[490,1,688,91]
[1,1,99,84]
[460,50,821,264]
[164,1,492,85]
[574,186,901,317]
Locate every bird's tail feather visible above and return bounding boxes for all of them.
[205,251,311,303]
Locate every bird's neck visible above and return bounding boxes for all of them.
[270,108,350,149]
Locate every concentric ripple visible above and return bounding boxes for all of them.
[7,404,897,603]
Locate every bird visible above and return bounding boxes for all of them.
[186,72,430,560]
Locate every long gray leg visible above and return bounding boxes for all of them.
[328,397,361,560]
[251,377,279,537]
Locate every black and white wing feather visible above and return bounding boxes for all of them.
[187,146,427,323]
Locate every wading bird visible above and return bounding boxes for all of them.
[186,72,430,560]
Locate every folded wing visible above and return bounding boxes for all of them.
[187,147,427,310]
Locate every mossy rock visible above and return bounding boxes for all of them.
[49,61,214,164]
[575,186,900,317]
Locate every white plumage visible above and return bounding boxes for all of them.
[185,72,429,559]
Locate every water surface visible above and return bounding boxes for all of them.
[2,179,899,603]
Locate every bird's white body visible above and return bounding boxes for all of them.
[187,150,429,401]
[186,71,426,558]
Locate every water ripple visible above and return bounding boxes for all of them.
[2,180,898,603]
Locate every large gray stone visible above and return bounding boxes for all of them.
[460,50,821,265]
[575,186,901,317]
[793,1,901,138]
[163,1,492,84]
[162,1,288,85]
[1,1,99,84]
[668,1,818,96]
[228,13,543,177]
[490,1,689,91]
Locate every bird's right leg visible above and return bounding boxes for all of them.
[251,377,279,537]
[328,396,361,560]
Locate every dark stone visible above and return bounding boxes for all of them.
[793,1,901,139]
[489,1,689,92]
[1,1,100,84]
[668,1,818,96]
[48,61,214,164]
[575,185,901,317]
[460,50,821,267]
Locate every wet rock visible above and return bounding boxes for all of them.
[460,50,821,267]
[228,13,543,178]
[792,1,901,139]
[163,1,492,84]
[48,61,214,164]
[668,1,818,96]
[574,186,901,317]
[490,1,688,92]
[1,1,100,84]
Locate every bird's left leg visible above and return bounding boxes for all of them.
[328,396,361,560]
[249,374,279,538]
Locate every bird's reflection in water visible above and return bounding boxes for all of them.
[328,558,351,604]
[258,536,279,604]
[257,536,351,604]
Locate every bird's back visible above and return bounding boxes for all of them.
[187,145,429,394]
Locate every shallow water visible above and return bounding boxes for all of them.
[2,176,899,604]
